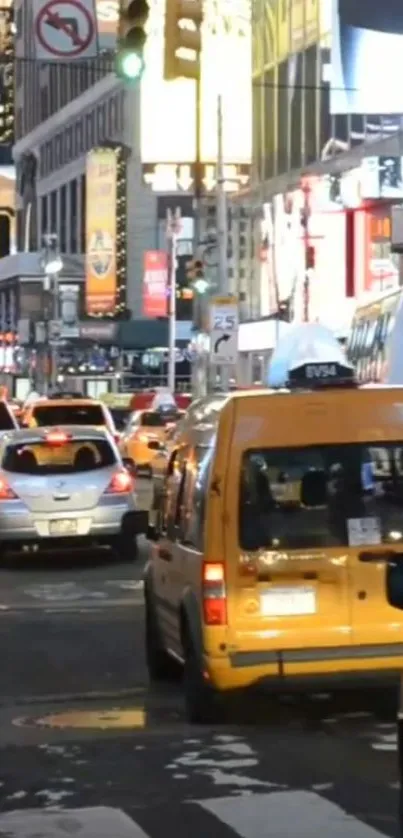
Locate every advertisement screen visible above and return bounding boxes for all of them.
[141,0,251,164]
[143,251,168,317]
[85,149,117,316]
[331,0,403,113]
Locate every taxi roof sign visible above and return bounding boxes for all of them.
[267,323,355,389]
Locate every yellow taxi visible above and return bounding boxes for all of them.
[100,392,132,433]
[21,394,119,465]
[119,409,171,476]
[144,326,403,722]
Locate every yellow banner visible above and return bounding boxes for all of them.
[85,148,117,316]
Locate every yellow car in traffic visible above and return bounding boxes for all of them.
[119,410,169,475]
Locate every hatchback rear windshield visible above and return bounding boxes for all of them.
[33,404,105,427]
[0,402,16,430]
[2,438,116,475]
[239,444,403,551]
[140,412,167,427]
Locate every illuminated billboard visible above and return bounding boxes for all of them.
[85,149,117,315]
[331,0,403,114]
[141,0,251,164]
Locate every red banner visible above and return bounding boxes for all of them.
[143,251,168,317]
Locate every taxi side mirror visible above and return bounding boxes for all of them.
[386,560,403,610]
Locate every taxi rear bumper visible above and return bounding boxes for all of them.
[205,643,403,691]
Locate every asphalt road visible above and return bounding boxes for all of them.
[0,480,402,837]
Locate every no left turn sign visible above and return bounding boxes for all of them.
[33,0,98,61]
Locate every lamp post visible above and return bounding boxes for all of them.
[41,233,63,394]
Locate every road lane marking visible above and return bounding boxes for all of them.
[200,790,390,838]
[0,806,150,837]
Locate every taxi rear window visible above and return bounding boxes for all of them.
[33,404,105,426]
[140,412,167,427]
[2,438,116,475]
[239,443,403,551]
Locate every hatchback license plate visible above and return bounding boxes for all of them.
[49,519,77,536]
[261,587,316,617]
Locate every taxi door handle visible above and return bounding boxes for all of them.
[159,547,172,562]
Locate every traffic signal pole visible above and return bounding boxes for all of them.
[216,93,230,391]
[193,73,202,330]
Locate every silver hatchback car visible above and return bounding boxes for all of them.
[0,426,147,560]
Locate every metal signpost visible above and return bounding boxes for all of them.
[209,295,239,383]
[166,207,182,393]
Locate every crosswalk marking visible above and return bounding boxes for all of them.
[0,792,393,838]
[199,791,389,838]
[0,805,149,837]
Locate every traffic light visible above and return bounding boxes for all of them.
[164,0,203,81]
[186,258,203,281]
[116,0,150,82]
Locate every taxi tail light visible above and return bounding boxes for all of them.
[202,561,227,626]
[0,477,17,500]
[104,468,133,495]
[45,430,71,446]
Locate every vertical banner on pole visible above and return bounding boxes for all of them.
[143,251,168,317]
[85,148,117,315]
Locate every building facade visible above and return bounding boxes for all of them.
[230,0,403,365]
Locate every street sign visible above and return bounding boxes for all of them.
[33,0,98,61]
[210,295,239,366]
[49,319,62,339]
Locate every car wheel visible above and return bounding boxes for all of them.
[182,630,223,724]
[110,535,139,562]
[145,596,180,681]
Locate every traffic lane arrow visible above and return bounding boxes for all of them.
[214,334,230,354]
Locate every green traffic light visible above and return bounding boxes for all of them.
[118,51,144,81]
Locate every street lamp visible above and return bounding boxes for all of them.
[41,234,63,393]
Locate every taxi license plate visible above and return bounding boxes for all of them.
[261,587,316,617]
[49,519,77,536]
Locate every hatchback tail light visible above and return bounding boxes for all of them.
[202,561,227,626]
[113,433,121,444]
[104,468,133,495]
[0,477,17,500]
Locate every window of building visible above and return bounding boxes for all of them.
[70,180,77,253]
[60,185,67,252]
[65,126,73,161]
[108,96,117,135]
[49,65,59,116]
[41,195,48,236]
[97,103,106,142]
[55,133,63,168]
[85,112,94,151]
[80,175,86,253]
[75,120,83,155]
[40,85,49,122]
[50,191,57,231]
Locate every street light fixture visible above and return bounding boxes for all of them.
[41,233,64,393]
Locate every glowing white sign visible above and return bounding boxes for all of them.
[141,0,251,164]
